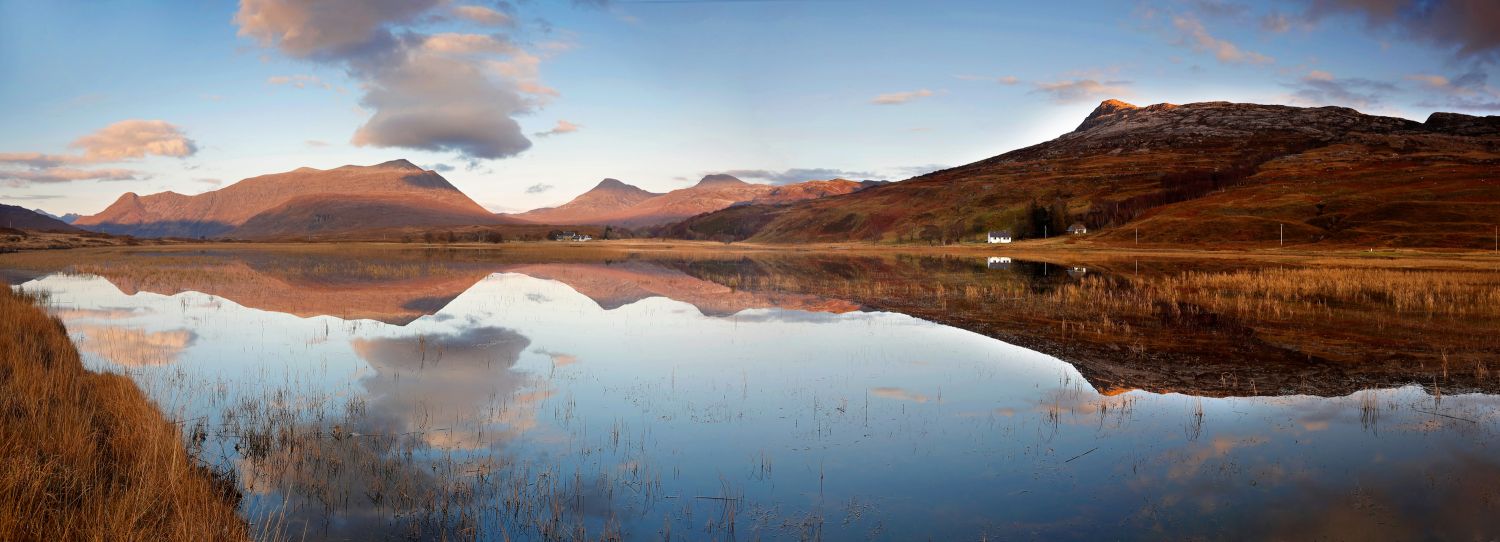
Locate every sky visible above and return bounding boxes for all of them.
[1,0,1497,216]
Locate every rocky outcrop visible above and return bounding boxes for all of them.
[1423,112,1500,136]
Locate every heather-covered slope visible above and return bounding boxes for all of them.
[75,160,506,239]
[670,100,1500,248]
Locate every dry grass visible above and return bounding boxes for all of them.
[670,254,1500,396]
[0,286,249,541]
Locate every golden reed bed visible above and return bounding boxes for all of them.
[0,286,248,541]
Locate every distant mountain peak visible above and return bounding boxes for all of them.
[592,178,636,191]
[74,160,500,239]
[696,174,747,187]
[1075,99,1144,132]
[375,158,421,170]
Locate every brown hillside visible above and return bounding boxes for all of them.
[511,178,662,225]
[669,100,1500,248]
[512,175,867,228]
[75,160,506,239]
[0,204,80,233]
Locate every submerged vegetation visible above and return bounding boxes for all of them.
[0,285,248,541]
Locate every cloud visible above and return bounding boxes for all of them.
[532,119,580,137]
[425,162,455,172]
[234,0,572,162]
[70,120,197,162]
[871,89,935,105]
[423,33,515,55]
[1260,12,1294,33]
[1284,70,1396,108]
[1186,0,1250,18]
[870,386,930,404]
[1031,79,1132,103]
[955,74,1020,85]
[73,325,195,367]
[349,46,534,159]
[1170,14,1274,65]
[267,74,333,90]
[234,0,439,60]
[304,139,330,147]
[193,178,223,188]
[0,120,194,185]
[524,183,553,194]
[1408,71,1500,111]
[719,168,880,185]
[1293,0,1500,61]
[0,194,62,201]
[894,163,949,177]
[1,167,139,184]
[453,5,513,26]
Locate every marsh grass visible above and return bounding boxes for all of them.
[675,255,1500,394]
[0,285,249,541]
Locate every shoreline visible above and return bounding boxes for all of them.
[0,285,249,541]
[7,238,1497,271]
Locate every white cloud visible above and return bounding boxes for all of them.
[69,120,198,161]
[1,167,139,184]
[0,120,194,185]
[532,120,580,137]
[1407,71,1500,111]
[453,5,512,27]
[234,0,571,162]
[267,74,332,90]
[1171,14,1274,65]
[871,89,936,105]
[1032,79,1132,103]
[954,74,1020,85]
[1283,70,1396,108]
[718,168,881,185]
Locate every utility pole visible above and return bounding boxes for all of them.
[1135,228,1138,245]
[1280,224,1284,247]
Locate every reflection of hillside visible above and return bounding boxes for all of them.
[83,259,490,325]
[502,261,862,316]
[666,255,1500,398]
[65,251,865,326]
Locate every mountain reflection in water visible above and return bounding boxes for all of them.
[7,247,1500,540]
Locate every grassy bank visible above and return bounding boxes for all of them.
[0,286,248,541]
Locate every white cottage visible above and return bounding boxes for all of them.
[987,230,1013,244]
[1067,223,1088,235]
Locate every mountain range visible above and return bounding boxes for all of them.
[669,100,1500,248]
[73,159,508,239]
[20,99,1500,247]
[62,162,870,239]
[508,175,873,228]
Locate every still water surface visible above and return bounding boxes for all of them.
[11,248,1500,540]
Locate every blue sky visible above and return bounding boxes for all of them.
[1,0,1496,215]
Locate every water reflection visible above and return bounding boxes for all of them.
[5,248,1500,540]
